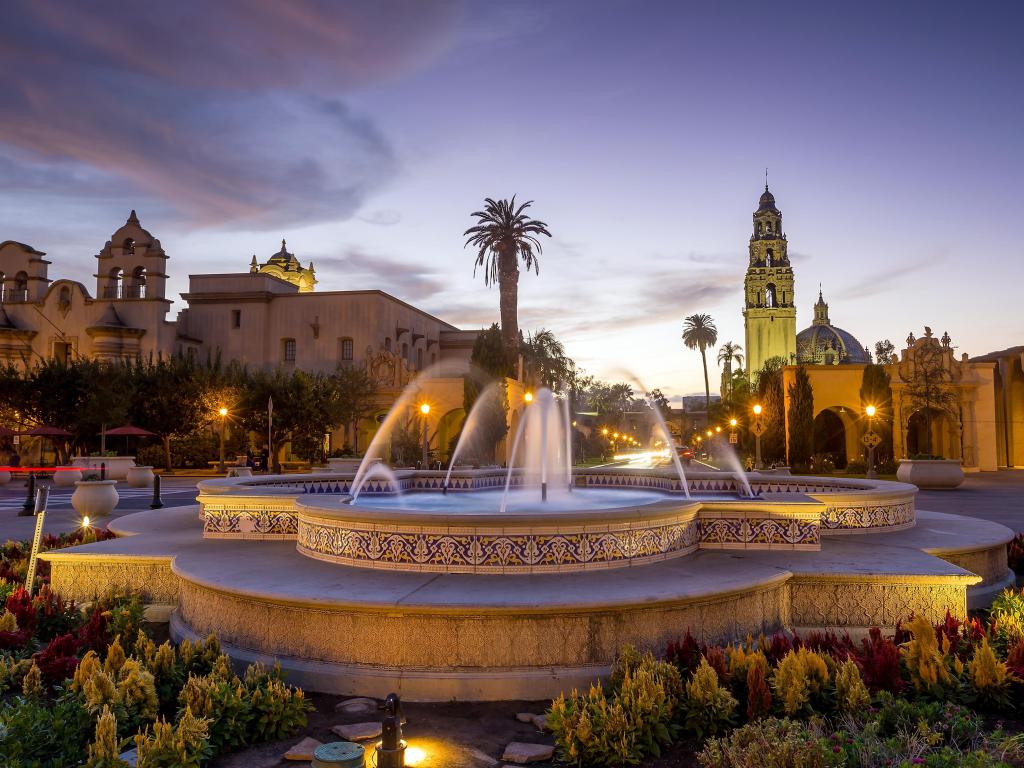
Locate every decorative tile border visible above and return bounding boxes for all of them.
[820,501,915,532]
[296,513,702,573]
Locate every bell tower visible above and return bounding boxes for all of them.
[743,183,796,375]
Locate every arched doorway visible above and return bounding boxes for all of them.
[907,407,960,459]
[436,408,466,463]
[813,409,847,469]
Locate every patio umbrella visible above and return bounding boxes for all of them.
[22,425,74,465]
[100,424,157,457]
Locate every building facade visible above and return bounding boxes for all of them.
[1,212,482,458]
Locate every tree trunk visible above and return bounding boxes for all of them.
[163,436,172,471]
[700,347,710,424]
[497,244,520,375]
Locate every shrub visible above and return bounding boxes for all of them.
[989,588,1024,654]
[33,632,82,687]
[966,636,1015,711]
[833,659,870,714]
[698,717,842,768]
[0,692,94,768]
[684,658,737,740]
[134,706,211,768]
[773,648,829,717]
[244,664,311,742]
[85,705,128,768]
[902,614,955,697]
[856,627,903,693]
[665,630,703,677]
[177,672,252,754]
[549,653,681,767]
[744,662,772,720]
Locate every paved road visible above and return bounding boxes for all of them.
[915,469,1024,534]
[0,475,202,540]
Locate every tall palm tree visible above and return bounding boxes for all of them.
[717,341,744,394]
[682,314,718,421]
[464,197,551,366]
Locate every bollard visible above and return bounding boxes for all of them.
[150,473,164,509]
[100,462,106,481]
[20,471,37,516]
[374,693,406,768]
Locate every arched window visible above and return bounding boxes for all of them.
[765,221,772,234]
[402,342,409,361]
[339,337,354,362]
[0,271,5,302]
[129,266,146,298]
[59,286,71,307]
[765,283,777,308]
[765,248,773,267]
[757,222,763,236]
[384,337,392,352]
[123,238,136,256]
[416,348,424,370]
[12,271,28,302]
[106,267,123,299]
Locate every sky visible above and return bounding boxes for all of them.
[1,0,1022,399]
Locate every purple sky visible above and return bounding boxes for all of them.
[1,1,1021,398]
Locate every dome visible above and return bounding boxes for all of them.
[757,186,778,212]
[796,323,871,365]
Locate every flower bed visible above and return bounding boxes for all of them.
[0,529,311,768]
[548,589,1024,767]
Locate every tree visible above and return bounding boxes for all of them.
[899,337,960,457]
[128,354,206,470]
[333,365,378,453]
[648,389,672,420]
[874,340,897,365]
[521,329,575,389]
[462,325,509,464]
[682,314,718,421]
[464,197,552,365]
[717,341,744,396]
[787,366,814,468]
[860,363,893,463]
[756,356,788,463]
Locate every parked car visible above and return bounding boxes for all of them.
[676,445,694,465]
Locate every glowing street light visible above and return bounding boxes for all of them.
[864,404,879,478]
[217,406,229,473]
[751,403,765,470]
[524,391,534,403]
[419,403,431,467]
[729,418,738,427]
[81,515,91,529]
[715,426,722,433]
[601,427,609,436]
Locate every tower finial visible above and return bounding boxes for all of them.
[281,238,287,251]
[765,167,768,191]
[818,282,823,302]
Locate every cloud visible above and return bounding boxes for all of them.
[0,1,461,228]
[357,209,403,227]
[837,257,943,300]
[314,247,447,301]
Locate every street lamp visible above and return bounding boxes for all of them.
[729,418,738,427]
[217,406,228,473]
[751,403,764,470]
[419,403,430,468]
[864,404,879,478]
[524,391,534,403]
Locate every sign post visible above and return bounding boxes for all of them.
[25,486,49,596]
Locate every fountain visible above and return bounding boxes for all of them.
[443,380,502,494]
[41,360,1015,703]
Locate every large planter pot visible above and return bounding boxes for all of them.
[897,459,965,489]
[52,467,83,488]
[126,466,155,488]
[0,470,10,485]
[71,480,119,518]
[71,456,137,481]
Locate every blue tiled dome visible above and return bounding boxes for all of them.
[796,323,871,365]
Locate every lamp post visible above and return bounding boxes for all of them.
[752,404,765,470]
[419,403,430,468]
[863,404,880,479]
[217,407,228,473]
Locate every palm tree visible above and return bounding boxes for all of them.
[464,197,551,367]
[717,341,744,395]
[682,314,718,421]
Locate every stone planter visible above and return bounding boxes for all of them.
[897,459,965,489]
[227,467,252,478]
[71,480,120,518]
[52,467,83,488]
[71,456,137,481]
[0,470,10,485]
[126,466,155,488]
